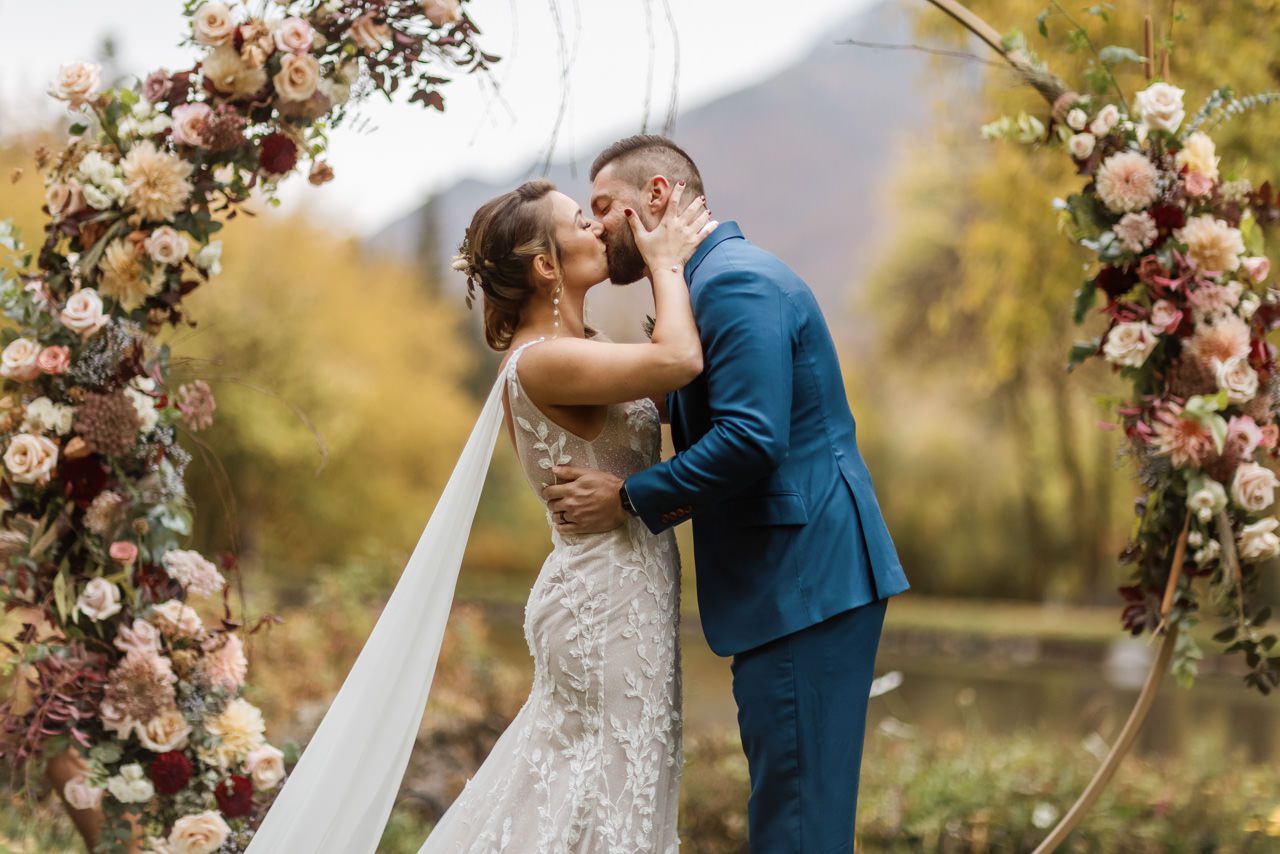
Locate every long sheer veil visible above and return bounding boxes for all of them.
[245,371,506,853]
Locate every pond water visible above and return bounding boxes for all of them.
[469,600,1280,764]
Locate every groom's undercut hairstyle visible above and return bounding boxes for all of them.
[590,135,705,198]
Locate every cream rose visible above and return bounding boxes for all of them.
[21,396,74,436]
[151,599,205,636]
[49,61,101,108]
[1215,354,1259,404]
[422,0,462,26]
[1068,132,1095,160]
[1187,479,1227,523]
[1066,108,1087,131]
[76,577,123,621]
[137,708,193,753]
[144,226,190,266]
[168,811,231,854]
[1134,81,1185,133]
[272,53,321,102]
[1176,131,1220,181]
[193,2,237,46]
[1,338,43,382]
[1103,321,1159,368]
[4,433,59,485]
[1090,103,1120,136]
[244,743,286,789]
[47,181,87,219]
[61,288,109,338]
[63,776,105,811]
[114,618,163,657]
[1232,462,1280,513]
[274,16,314,53]
[1238,517,1280,562]
[106,762,154,804]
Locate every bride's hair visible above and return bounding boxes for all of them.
[455,179,562,351]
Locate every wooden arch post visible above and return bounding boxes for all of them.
[916,2,1185,851]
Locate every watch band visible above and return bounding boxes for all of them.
[619,483,639,517]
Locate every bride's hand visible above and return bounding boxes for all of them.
[625,181,714,272]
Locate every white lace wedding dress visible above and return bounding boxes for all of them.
[419,338,684,854]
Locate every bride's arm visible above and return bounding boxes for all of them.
[517,183,709,407]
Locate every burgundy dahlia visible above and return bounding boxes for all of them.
[259,133,297,175]
[1150,203,1186,231]
[215,773,254,817]
[149,750,193,795]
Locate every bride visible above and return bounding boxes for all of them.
[245,179,712,853]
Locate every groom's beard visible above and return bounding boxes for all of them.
[604,227,646,285]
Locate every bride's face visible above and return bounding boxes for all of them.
[547,191,608,292]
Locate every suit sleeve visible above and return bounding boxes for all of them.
[624,265,793,534]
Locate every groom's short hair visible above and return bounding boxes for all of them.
[590,135,705,197]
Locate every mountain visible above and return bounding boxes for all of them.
[367,0,942,346]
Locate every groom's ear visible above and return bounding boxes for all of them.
[646,175,672,216]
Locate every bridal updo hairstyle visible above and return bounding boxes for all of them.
[456,179,562,351]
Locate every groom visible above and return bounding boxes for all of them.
[543,135,910,852]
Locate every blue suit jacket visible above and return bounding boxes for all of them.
[624,222,910,657]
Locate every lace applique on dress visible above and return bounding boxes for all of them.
[419,338,683,854]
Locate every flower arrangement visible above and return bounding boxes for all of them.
[983,9,1280,694]
[0,1,489,850]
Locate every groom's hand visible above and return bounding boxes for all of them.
[543,466,627,534]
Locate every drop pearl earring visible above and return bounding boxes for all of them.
[551,283,562,339]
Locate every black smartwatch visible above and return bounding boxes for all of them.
[619,483,639,517]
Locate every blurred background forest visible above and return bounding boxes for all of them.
[3,0,1280,850]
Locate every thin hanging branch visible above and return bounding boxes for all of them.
[659,0,681,135]
[639,0,657,132]
[836,38,1008,68]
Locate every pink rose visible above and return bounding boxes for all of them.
[37,345,71,375]
[1262,424,1280,450]
[1184,170,1214,197]
[1149,299,1183,334]
[274,17,314,53]
[171,102,211,147]
[1242,256,1271,284]
[143,69,173,103]
[109,540,139,564]
[63,776,104,811]
[1227,415,1264,459]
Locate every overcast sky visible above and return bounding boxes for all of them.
[0,0,876,233]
